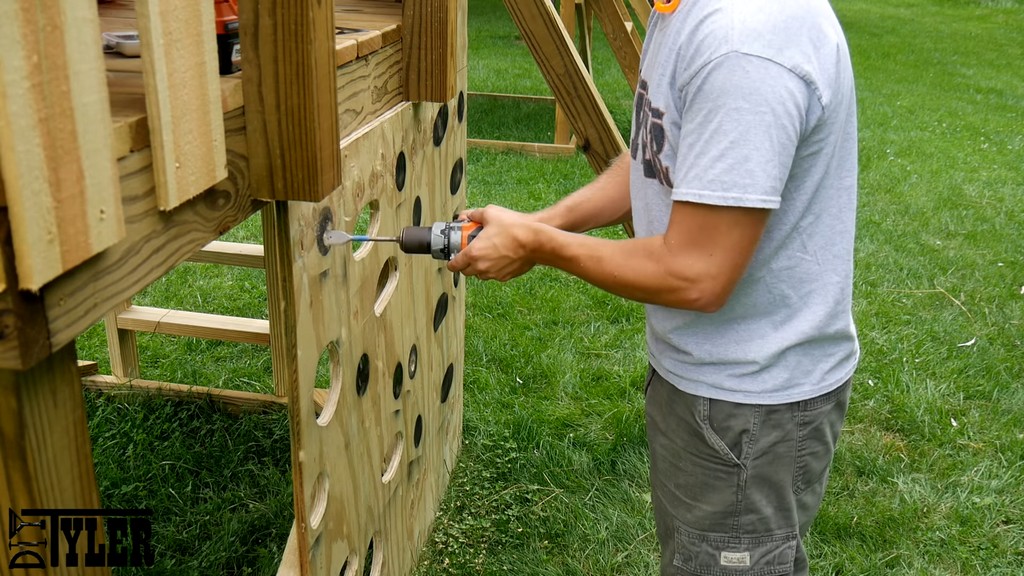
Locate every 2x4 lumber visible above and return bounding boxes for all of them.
[115,305,270,346]
[77,360,100,378]
[241,0,341,202]
[105,299,141,379]
[1,344,111,576]
[337,43,405,140]
[135,0,228,211]
[0,0,125,291]
[187,241,266,269]
[468,138,578,157]
[504,0,626,173]
[589,0,642,91]
[40,108,264,362]
[627,0,653,28]
[82,375,286,415]
[403,0,459,102]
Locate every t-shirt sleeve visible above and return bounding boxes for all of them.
[673,52,813,209]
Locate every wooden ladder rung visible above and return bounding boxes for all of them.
[187,241,266,268]
[82,375,286,414]
[115,305,271,346]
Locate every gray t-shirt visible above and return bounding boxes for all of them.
[629,0,859,404]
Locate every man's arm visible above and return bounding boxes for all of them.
[448,200,769,312]
[530,151,632,233]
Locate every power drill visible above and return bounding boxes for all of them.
[214,0,241,75]
[323,221,483,261]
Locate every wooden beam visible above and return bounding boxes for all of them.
[468,138,578,157]
[590,0,642,91]
[504,0,626,174]
[1,344,110,576]
[187,241,266,269]
[627,0,653,29]
[105,299,140,379]
[82,375,287,415]
[136,0,228,210]
[40,109,264,361]
[240,0,340,201]
[115,306,271,346]
[0,0,125,291]
[402,0,459,102]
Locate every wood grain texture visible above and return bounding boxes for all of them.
[0,344,110,576]
[187,241,266,269]
[265,62,468,575]
[403,0,459,102]
[241,0,340,202]
[0,212,49,371]
[627,0,653,29]
[41,108,264,357]
[590,0,642,91]
[504,0,626,173]
[115,305,271,346]
[0,0,125,291]
[468,138,578,157]
[82,375,287,414]
[136,0,228,211]
[104,299,140,379]
[337,43,405,140]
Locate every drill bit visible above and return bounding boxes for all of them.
[322,230,399,246]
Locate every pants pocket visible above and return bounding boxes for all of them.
[673,523,797,576]
[793,379,851,496]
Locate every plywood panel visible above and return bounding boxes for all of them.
[0,1,125,291]
[136,0,228,210]
[265,63,468,576]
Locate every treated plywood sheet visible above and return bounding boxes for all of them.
[0,1,125,291]
[265,62,469,576]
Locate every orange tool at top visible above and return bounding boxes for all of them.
[213,0,241,75]
[654,0,682,14]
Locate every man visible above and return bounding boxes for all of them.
[448,0,858,574]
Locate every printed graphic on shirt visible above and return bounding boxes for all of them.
[631,77,674,188]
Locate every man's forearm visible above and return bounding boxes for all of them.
[532,152,632,233]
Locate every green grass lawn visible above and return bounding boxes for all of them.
[77,0,1024,574]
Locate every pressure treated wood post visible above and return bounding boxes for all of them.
[0,344,110,576]
[240,0,341,202]
[403,0,460,103]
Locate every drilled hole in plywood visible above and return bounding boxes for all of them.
[433,293,449,333]
[441,363,454,404]
[351,200,380,257]
[356,353,371,397]
[395,151,407,192]
[412,196,423,226]
[309,472,329,530]
[381,432,404,484]
[315,342,342,427]
[339,556,356,576]
[392,363,404,400]
[362,538,379,576]
[408,345,418,379]
[374,257,399,316]
[414,415,423,448]
[450,158,464,196]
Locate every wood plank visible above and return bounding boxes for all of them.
[136,0,228,210]
[468,138,578,157]
[627,0,653,29]
[82,375,287,414]
[337,43,405,140]
[241,0,341,202]
[590,0,642,91]
[403,0,459,102]
[115,306,270,346]
[41,108,264,358]
[1,344,110,576]
[275,521,301,576]
[77,360,100,378]
[105,299,140,379]
[0,0,125,291]
[187,241,266,269]
[469,92,558,105]
[504,0,626,174]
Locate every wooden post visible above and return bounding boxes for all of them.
[240,0,341,202]
[402,0,460,103]
[0,0,124,291]
[504,0,626,173]
[104,300,140,380]
[0,344,110,576]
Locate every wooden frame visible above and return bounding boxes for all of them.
[0,2,468,575]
